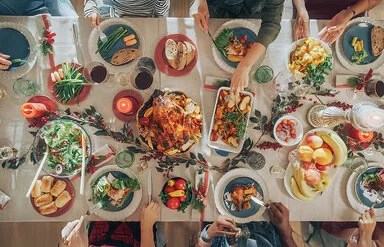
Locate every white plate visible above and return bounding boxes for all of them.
[346,162,384,217]
[85,165,142,221]
[335,17,384,73]
[273,115,304,147]
[88,18,145,74]
[214,168,268,223]
[286,37,333,80]
[0,22,37,79]
[211,20,264,74]
[284,128,343,201]
[207,87,254,153]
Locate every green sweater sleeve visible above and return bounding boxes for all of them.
[255,0,284,48]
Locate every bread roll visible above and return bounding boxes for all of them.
[111,48,141,66]
[184,41,196,66]
[165,39,178,69]
[39,202,57,215]
[31,180,42,198]
[34,194,53,207]
[372,26,384,56]
[177,42,187,71]
[41,176,54,193]
[55,190,71,208]
[50,180,67,197]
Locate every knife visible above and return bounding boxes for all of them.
[147,168,152,203]
[208,30,226,57]
[251,196,269,208]
[72,22,84,64]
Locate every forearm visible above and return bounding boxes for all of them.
[140,228,155,247]
[281,235,297,247]
[349,0,382,15]
[358,233,375,247]
[292,0,307,15]
[237,42,266,71]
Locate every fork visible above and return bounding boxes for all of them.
[97,26,108,44]
[373,192,384,207]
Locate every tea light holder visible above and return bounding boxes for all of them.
[307,102,384,131]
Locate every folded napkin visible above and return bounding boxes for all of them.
[35,14,55,69]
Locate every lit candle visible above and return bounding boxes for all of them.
[20,103,47,119]
[348,125,373,142]
[116,97,133,114]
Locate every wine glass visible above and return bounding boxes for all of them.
[83,61,112,87]
[343,156,368,174]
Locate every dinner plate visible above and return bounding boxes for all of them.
[355,167,384,209]
[86,165,142,221]
[47,62,91,105]
[30,177,75,217]
[154,34,198,77]
[88,18,144,74]
[0,22,37,79]
[336,17,384,73]
[214,168,268,223]
[223,177,263,218]
[212,20,264,74]
[346,163,384,217]
[283,128,342,202]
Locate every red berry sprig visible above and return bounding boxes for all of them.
[327,101,352,111]
[256,141,282,151]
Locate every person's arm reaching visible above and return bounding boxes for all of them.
[140,201,160,247]
[318,0,383,44]
[60,216,88,247]
[357,207,377,247]
[292,0,309,40]
[230,0,284,97]
[84,0,100,27]
[268,202,297,247]
[191,0,209,33]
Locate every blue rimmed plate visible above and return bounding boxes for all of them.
[355,167,384,209]
[223,177,264,218]
[86,165,142,221]
[214,168,268,223]
[0,22,37,79]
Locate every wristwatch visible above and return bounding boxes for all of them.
[200,225,212,243]
[346,6,356,17]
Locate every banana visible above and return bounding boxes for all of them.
[293,167,320,198]
[313,172,331,192]
[290,177,314,201]
[316,131,348,167]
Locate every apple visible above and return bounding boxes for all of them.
[313,148,333,165]
[301,161,315,170]
[306,135,324,149]
[321,143,332,152]
[298,145,314,162]
[316,163,331,172]
[304,169,321,185]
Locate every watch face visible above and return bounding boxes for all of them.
[201,226,212,242]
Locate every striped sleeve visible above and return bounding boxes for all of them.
[84,0,99,17]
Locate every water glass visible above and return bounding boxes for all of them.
[13,78,40,97]
[343,156,368,174]
[115,150,135,168]
[253,65,274,84]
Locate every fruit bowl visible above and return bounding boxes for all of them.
[273,115,303,147]
[159,177,192,213]
[284,128,348,202]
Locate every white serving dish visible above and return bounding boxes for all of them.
[207,87,254,153]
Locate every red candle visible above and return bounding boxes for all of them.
[348,125,374,142]
[20,103,47,119]
[116,98,133,114]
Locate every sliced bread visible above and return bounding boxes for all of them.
[184,41,196,66]
[111,48,141,65]
[177,42,187,71]
[165,39,178,69]
[371,26,384,57]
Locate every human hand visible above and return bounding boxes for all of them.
[0,53,12,70]
[293,10,309,40]
[358,207,376,240]
[230,66,250,98]
[192,0,209,33]
[141,201,160,231]
[86,10,100,28]
[318,9,353,44]
[206,215,240,238]
[268,202,291,239]
[61,216,88,247]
